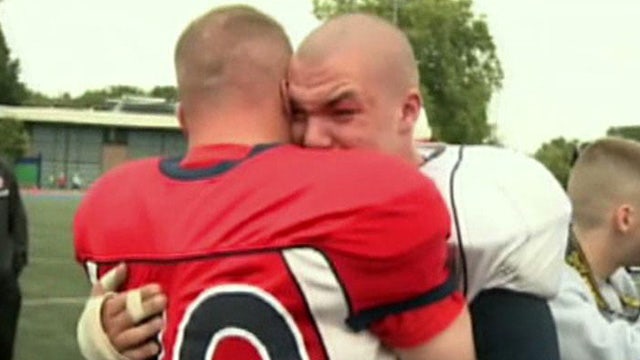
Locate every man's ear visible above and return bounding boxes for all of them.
[177,104,188,139]
[399,90,422,135]
[280,80,292,118]
[615,204,635,234]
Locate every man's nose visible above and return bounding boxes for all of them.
[303,118,333,148]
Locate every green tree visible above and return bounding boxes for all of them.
[72,89,110,108]
[0,23,27,105]
[0,118,28,161]
[25,85,178,109]
[107,85,145,98]
[483,123,503,146]
[607,126,640,142]
[72,85,145,108]
[57,92,74,107]
[23,89,56,107]
[149,85,178,102]
[534,137,580,188]
[313,0,503,144]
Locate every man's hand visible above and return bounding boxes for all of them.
[77,264,167,360]
[101,283,166,359]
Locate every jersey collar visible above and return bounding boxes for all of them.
[159,143,280,181]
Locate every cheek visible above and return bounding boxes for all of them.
[359,132,391,151]
[352,123,400,153]
[337,122,382,150]
[310,123,359,149]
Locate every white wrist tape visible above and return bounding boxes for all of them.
[77,293,129,360]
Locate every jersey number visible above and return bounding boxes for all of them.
[175,284,310,360]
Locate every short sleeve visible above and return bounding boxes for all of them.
[323,158,464,348]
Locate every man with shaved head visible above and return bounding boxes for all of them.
[287,13,571,360]
[74,5,474,360]
[288,14,422,160]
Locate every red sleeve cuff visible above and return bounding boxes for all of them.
[370,292,466,348]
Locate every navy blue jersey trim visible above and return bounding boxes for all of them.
[345,273,457,332]
[450,146,468,296]
[420,143,447,163]
[159,143,280,181]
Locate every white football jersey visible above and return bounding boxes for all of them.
[417,143,572,300]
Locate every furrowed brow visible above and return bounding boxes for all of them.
[325,90,359,108]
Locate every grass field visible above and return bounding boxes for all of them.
[14,193,88,360]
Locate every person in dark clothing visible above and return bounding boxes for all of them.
[0,159,28,360]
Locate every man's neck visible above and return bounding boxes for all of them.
[188,134,285,149]
[186,109,290,149]
[576,227,621,281]
[411,149,424,167]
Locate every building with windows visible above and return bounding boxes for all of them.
[0,100,436,188]
[0,102,186,188]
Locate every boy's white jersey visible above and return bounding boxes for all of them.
[417,143,572,300]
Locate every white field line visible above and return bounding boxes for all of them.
[30,257,73,265]
[23,297,86,306]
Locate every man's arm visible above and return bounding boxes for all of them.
[549,264,640,360]
[7,168,27,276]
[328,153,475,359]
[395,306,475,360]
[471,289,560,360]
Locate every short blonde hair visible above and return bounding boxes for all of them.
[569,137,640,230]
[175,5,292,105]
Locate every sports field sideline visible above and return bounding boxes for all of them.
[15,192,87,360]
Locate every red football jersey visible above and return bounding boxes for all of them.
[75,144,463,360]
